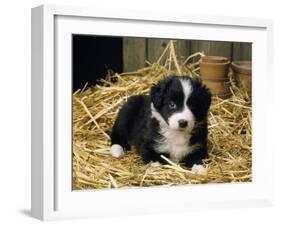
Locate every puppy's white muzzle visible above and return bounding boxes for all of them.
[168,107,195,132]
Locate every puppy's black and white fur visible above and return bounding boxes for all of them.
[110,76,211,172]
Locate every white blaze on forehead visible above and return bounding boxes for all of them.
[168,78,195,131]
[180,78,193,102]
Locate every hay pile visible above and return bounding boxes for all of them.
[72,41,252,190]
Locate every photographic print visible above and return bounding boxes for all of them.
[72,36,252,190]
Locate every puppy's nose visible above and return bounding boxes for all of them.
[178,119,188,128]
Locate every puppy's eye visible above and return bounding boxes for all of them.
[169,102,177,109]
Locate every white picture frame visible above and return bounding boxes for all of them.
[31,4,274,221]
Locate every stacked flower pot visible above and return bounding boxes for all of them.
[199,56,231,99]
[231,61,252,96]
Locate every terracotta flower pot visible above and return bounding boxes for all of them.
[199,56,230,80]
[199,56,231,99]
[231,61,252,95]
[202,78,232,99]
[201,56,228,64]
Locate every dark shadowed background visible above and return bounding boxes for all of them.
[72,35,252,91]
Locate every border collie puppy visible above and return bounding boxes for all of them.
[110,76,211,172]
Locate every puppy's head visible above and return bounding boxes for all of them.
[150,76,211,131]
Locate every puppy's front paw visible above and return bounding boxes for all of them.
[142,161,161,172]
[110,144,125,158]
[191,164,207,174]
[151,161,161,168]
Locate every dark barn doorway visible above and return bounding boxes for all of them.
[72,35,123,92]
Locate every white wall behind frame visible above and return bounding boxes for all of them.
[0,0,280,225]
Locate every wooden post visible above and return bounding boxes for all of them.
[123,37,146,72]
[147,38,170,63]
[174,40,191,62]
[190,40,232,59]
[232,42,252,61]
[147,39,190,63]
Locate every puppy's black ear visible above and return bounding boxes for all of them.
[150,84,163,109]
[188,78,212,120]
[198,80,211,112]
[150,77,172,109]
[201,84,212,113]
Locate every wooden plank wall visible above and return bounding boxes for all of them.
[123,38,252,72]
[123,38,146,72]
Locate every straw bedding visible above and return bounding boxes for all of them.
[72,41,252,190]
